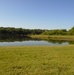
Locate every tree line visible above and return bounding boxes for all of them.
[0,27,45,35]
[0,26,74,35]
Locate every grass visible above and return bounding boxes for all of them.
[0,45,74,75]
[30,35,74,41]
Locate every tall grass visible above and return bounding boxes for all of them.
[0,45,74,75]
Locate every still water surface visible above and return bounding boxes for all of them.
[0,35,73,46]
[0,40,69,46]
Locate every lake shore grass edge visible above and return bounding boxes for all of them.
[30,35,74,41]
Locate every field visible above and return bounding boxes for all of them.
[0,45,74,75]
[30,35,74,41]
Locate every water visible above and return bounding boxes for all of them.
[0,40,70,46]
[0,35,73,46]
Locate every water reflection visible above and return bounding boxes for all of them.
[0,35,31,42]
[0,35,74,46]
[45,39,74,44]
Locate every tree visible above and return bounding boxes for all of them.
[68,26,74,35]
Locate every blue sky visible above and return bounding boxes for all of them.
[0,0,74,30]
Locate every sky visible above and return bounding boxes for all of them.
[0,0,74,30]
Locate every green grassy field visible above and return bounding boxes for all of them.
[0,45,74,75]
[30,35,74,41]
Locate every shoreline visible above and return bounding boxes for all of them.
[30,35,74,41]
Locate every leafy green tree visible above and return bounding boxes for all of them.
[68,26,74,35]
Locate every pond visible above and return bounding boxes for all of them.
[0,35,74,46]
[0,40,69,46]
